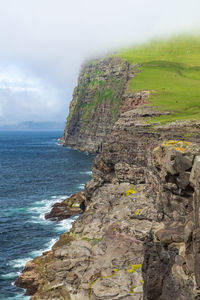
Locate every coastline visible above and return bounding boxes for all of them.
[0,131,94,299]
[15,110,200,299]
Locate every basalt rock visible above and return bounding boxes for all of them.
[45,192,86,221]
[16,105,200,299]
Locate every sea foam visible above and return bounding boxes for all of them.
[8,257,32,269]
[27,194,69,223]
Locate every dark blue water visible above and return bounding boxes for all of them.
[0,131,94,299]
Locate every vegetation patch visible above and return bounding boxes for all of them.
[81,237,102,245]
[118,35,200,123]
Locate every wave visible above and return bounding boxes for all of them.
[8,257,32,269]
[6,193,79,299]
[29,238,58,257]
[27,194,70,223]
[56,142,62,146]
[54,215,79,233]
[77,183,85,189]
[80,171,92,175]
[0,195,70,219]
[0,272,18,280]
[0,293,30,300]
[7,238,58,283]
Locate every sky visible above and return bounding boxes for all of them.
[0,0,199,125]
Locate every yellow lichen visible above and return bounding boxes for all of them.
[103,268,119,279]
[130,280,144,294]
[127,264,142,274]
[160,140,193,153]
[126,186,136,196]
[176,147,185,152]
[90,269,119,299]
[122,186,137,198]
[113,221,120,232]
[153,146,159,152]
[167,140,179,145]
[90,279,98,300]
[130,285,137,294]
[135,209,143,216]
[72,203,80,208]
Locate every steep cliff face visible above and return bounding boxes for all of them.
[16,37,200,299]
[142,141,200,300]
[61,56,132,153]
[16,107,200,299]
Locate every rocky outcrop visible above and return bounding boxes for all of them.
[16,105,200,299]
[143,141,200,300]
[45,192,86,221]
[60,56,134,153]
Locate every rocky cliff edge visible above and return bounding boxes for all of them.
[60,56,147,153]
[16,106,200,300]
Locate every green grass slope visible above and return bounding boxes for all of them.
[118,35,200,123]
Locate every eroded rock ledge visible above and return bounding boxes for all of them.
[16,108,200,300]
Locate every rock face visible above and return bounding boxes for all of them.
[60,56,133,153]
[15,51,200,300]
[45,192,86,221]
[143,141,200,300]
[16,105,200,299]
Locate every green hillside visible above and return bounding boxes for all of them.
[118,35,200,123]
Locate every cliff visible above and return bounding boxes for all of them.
[16,109,200,299]
[16,36,200,299]
[60,56,135,153]
[61,36,200,154]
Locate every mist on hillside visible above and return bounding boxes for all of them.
[0,0,199,125]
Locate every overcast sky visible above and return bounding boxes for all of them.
[0,0,199,125]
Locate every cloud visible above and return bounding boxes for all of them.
[0,0,199,124]
[0,67,67,125]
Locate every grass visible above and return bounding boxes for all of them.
[117,34,200,123]
[81,78,125,122]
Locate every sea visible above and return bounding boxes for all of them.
[0,131,94,299]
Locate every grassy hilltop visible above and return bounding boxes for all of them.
[118,35,200,123]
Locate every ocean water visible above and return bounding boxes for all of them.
[0,131,94,299]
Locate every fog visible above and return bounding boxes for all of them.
[0,0,199,125]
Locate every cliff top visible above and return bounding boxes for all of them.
[117,35,200,123]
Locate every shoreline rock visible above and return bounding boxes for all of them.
[45,192,86,221]
[16,105,200,299]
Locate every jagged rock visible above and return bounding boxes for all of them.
[16,107,200,299]
[45,192,86,221]
[16,178,156,299]
[13,43,200,300]
[143,141,200,300]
